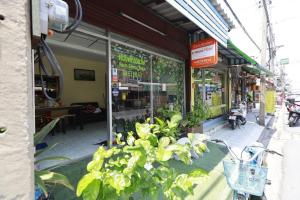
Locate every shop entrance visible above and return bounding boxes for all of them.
[110,38,185,135]
[34,23,108,168]
[34,23,186,168]
[192,67,228,119]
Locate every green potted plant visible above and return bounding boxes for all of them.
[182,100,209,134]
[34,118,74,199]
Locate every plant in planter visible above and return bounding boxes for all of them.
[34,118,74,199]
[182,100,209,134]
[76,117,208,200]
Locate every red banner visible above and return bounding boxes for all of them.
[191,38,218,68]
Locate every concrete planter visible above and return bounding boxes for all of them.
[185,121,204,134]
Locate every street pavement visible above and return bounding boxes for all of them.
[206,109,272,156]
[204,105,300,200]
[264,105,300,200]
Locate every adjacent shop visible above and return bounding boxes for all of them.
[190,37,229,119]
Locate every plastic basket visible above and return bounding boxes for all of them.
[223,160,268,196]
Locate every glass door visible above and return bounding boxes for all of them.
[110,42,185,134]
[152,55,185,116]
[111,42,151,133]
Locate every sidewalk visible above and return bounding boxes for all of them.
[206,109,272,155]
[264,105,300,200]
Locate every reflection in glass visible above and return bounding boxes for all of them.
[111,42,184,133]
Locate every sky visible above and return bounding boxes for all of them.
[221,0,300,91]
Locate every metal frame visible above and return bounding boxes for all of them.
[106,32,113,147]
[75,27,186,146]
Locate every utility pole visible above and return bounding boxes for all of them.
[259,0,268,126]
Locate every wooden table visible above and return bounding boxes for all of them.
[35,105,84,130]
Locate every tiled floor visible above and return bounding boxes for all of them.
[36,122,107,169]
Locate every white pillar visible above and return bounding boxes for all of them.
[0,0,34,199]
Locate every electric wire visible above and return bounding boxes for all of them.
[37,35,64,101]
[223,0,262,52]
[36,0,82,101]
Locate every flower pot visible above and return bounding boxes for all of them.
[185,122,204,134]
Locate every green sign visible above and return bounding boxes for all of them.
[280,58,289,65]
[112,43,150,81]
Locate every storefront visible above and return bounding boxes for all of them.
[192,67,228,118]
[190,37,229,119]
[32,0,235,148]
[110,40,185,130]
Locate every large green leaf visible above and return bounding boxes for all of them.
[155,117,165,127]
[34,143,58,157]
[87,159,104,172]
[82,179,101,200]
[35,172,48,195]
[38,170,74,191]
[188,169,208,177]
[135,122,151,139]
[158,137,170,147]
[170,113,182,124]
[35,156,70,164]
[77,173,95,197]
[126,132,135,146]
[107,171,131,194]
[34,118,60,146]
[156,147,173,162]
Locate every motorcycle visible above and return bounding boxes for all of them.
[288,102,300,127]
[228,102,247,130]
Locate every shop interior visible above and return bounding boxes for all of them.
[35,23,108,168]
[35,22,185,168]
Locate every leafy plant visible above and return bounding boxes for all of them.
[182,100,209,128]
[34,118,74,197]
[154,113,183,139]
[156,106,181,121]
[77,119,208,200]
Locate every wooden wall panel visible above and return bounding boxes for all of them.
[66,0,189,58]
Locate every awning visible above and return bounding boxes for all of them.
[242,65,274,77]
[221,40,274,77]
[161,0,234,47]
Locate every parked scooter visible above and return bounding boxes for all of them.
[288,102,300,127]
[228,102,247,130]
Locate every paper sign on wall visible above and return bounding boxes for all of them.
[191,38,218,68]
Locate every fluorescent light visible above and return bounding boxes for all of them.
[120,12,166,36]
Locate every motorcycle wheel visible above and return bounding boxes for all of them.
[289,117,294,127]
[250,192,267,200]
[241,118,247,125]
[230,121,236,130]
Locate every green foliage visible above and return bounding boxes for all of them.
[153,113,183,139]
[182,100,210,128]
[34,118,74,196]
[77,118,208,200]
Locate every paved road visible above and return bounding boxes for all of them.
[264,106,300,200]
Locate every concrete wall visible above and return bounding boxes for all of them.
[0,0,34,199]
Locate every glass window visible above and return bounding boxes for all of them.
[152,56,184,114]
[204,70,226,117]
[192,69,227,118]
[111,42,185,133]
[111,42,151,124]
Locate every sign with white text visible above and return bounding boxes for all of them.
[191,38,218,68]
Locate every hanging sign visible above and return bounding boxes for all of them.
[191,38,218,68]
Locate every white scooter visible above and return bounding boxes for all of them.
[228,102,247,130]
